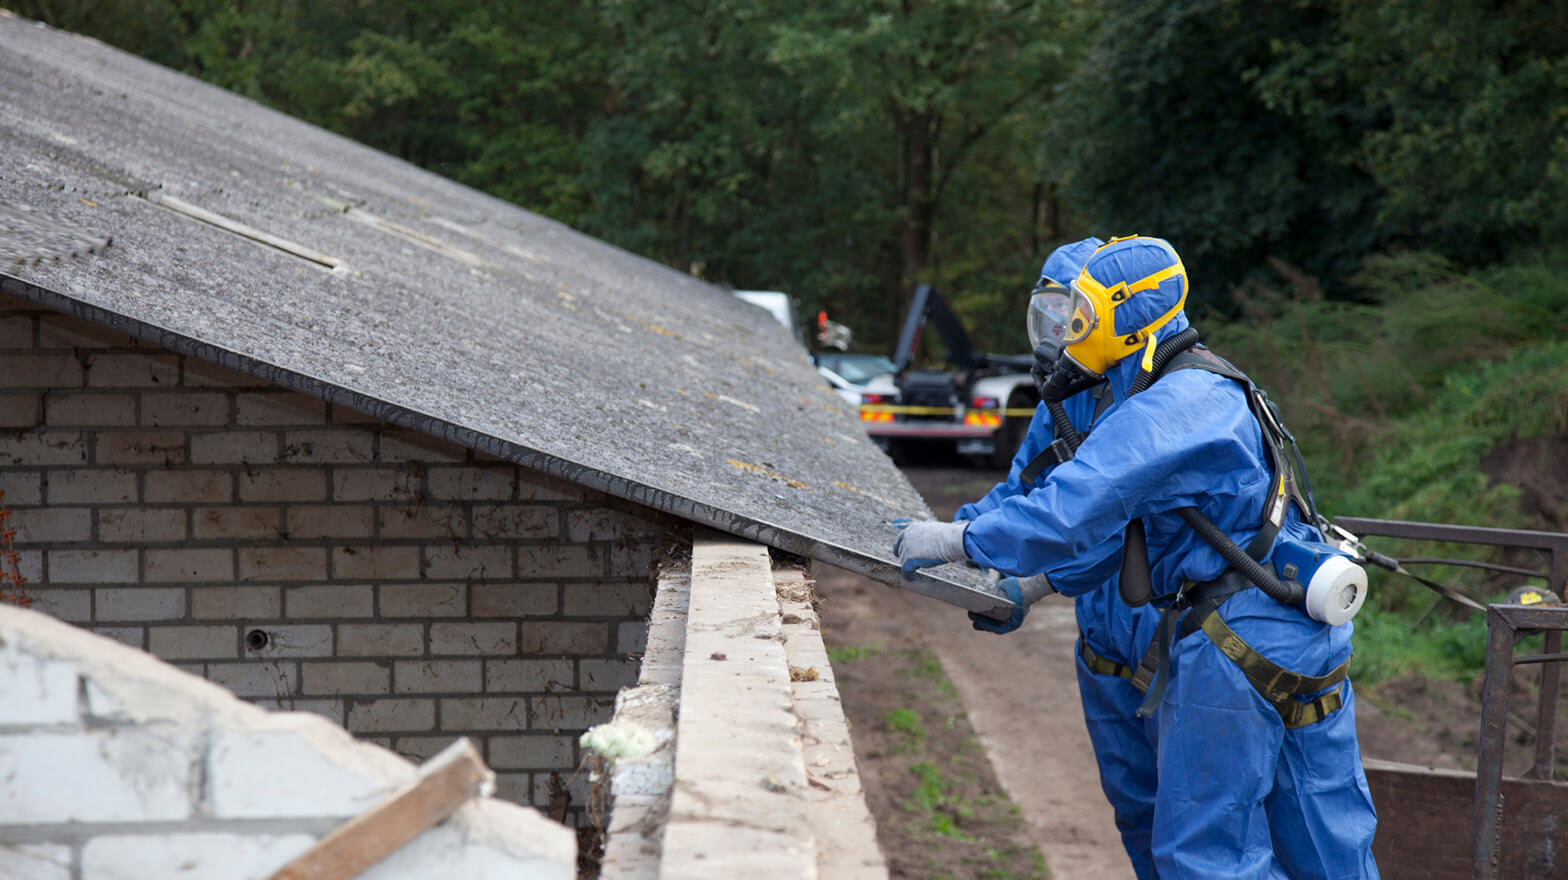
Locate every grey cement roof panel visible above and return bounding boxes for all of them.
[0,12,1008,616]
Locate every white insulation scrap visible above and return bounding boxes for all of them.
[579,719,658,765]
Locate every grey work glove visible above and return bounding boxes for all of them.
[969,573,1055,634]
[892,520,970,576]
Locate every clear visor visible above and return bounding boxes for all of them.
[1026,289,1073,354]
[1062,281,1100,346]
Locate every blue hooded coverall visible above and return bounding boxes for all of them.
[960,242,1379,879]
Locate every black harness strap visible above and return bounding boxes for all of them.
[1018,384,1111,484]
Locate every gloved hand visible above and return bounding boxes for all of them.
[968,573,1055,634]
[892,520,969,576]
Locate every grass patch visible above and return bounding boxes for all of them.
[827,643,881,664]
[884,706,927,747]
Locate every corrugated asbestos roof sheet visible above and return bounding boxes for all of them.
[0,12,1005,614]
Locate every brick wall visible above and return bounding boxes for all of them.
[0,291,678,819]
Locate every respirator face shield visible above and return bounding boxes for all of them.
[1026,287,1073,359]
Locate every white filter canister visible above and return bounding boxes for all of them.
[1303,555,1368,626]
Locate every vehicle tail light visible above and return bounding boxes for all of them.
[964,396,1001,427]
[860,393,894,422]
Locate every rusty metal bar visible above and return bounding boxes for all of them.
[1335,517,1568,552]
[1529,629,1562,781]
[1473,606,1519,880]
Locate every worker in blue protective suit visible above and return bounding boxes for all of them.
[895,236,1378,879]
[951,236,1166,880]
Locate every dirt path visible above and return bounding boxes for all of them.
[817,466,1472,880]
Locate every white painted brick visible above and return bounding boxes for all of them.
[286,503,373,539]
[25,588,90,622]
[530,696,613,732]
[49,549,138,584]
[516,472,587,503]
[347,698,436,733]
[357,816,575,880]
[302,661,391,695]
[562,582,654,617]
[331,467,416,502]
[0,429,88,466]
[37,315,134,349]
[0,731,192,822]
[238,468,327,502]
[14,550,42,586]
[182,359,271,388]
[0,392,39,428]
[0,644,79,726]
[485,659,573,693]
[286,584,374,618]
[287,698,346,724]
[46,468,135,503]
[145,548,235,582]
[144,469,232,502]
[393,735,460,762]
[565,508,666,543]
[239,547,327,581]
[516,544,603,579]
[608,541,660,578]
[236,392,326,426]
[94,430,187,465]
[206,726,408,818]
[206,661,298,698]
[440,697,528,732]
[0,470,43,504]
[0,354,83,386]
[98,508,188,543]
[86,352,178,387]
[247,624,334,658]
[520,622,607,656]
[91,626,144,649]
[489,735,575,770]
[282,428,374,464]
[141,391,230,426]
[0,314,34,347]
[148,625,235,660]
[192,586,279,619]
[471,504,556,540]
[82,833,315,880]
[190,430,279,464]
[427,465,514,500]
[579,658,640,692]
[192,506,281,540]
[617,621,649,655]
[44,392,136,426]
[394,660,482,694]
[430,622,516,656]
[9,507,92,543]
[332,545,420,580]
[378,431,469,463]
[338,623,424,657]
[424,544,511,580]
[0,843,71,880]
[379,583,466,617]
[378,503,468,539]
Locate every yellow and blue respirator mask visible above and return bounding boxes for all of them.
[1041,236,1189,378]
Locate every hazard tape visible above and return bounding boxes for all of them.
[858,405,1038,418]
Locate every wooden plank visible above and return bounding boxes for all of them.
[268,738,494,880]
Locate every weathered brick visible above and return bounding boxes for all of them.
[281,428,373,464]
[347,698,435,733]
[530,772,592,812]
[37,315,135,349]
[302,661,390,695]
[332,545,420,580]
[49,550,138,584]
[471,504,556,540]
[0,314,33,347]
[516,472,587,503]
[91,626,145,649]
[204,661,297,698]
[424,544,511,580]
[97,508,187,543]
[563,581,655,617]
[521,622,607,656]
[565,508,666,544]
[530,695,612,731]
[494,772,529,805]
[328,403,382,424]
[430,622,516,656]
[485,659,573,693]
[10,507,92,543]
[46,468,134,503]
[286,504,373,539]
[192,586,280,619]
[192,506,281,540]
[379,583,466,617]
[427,465,513,501]
[287,698,345,725]
[331,467,417,502]
[378,431,469,464]
[27,587,91,622]
[149,625,237,660]
[86,353,178,387]
[0,470,42,504]
[93,586,184,620]
[190,430,279,464]
[393,736,461,762]
[516,544,603,579]
[0,353,83,386]
[394,660,482,694]
[378,503,467,539]
[235,392,326,426]
[44,392,136,426]
[471,582,557,617]
[489,735,575,770]
[237,469,327,502]
[285,584,374,618]
[239,547,327,582]
[0,732,191,822]
[141,392,230,426]
[616,621,649,655]
[13,549,42,585]
[609,541,660,577]
[440,697,527,732]
[0,393,39,428]
[182,359,271,388]
[0,429,87,466]
[579,658,640,691]
[144,469,232,503]
[338,623,424,657]
[246,624,333,658]
[146,548,235,583]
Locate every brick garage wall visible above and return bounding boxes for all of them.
[0,291,676,820]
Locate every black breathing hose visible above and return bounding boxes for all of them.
[1128,327,1202,395]
[1176,507,1305,606]
[1047,400,1082,451]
